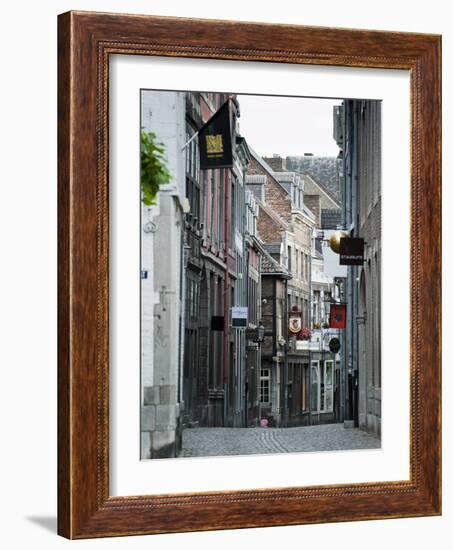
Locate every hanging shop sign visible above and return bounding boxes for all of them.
[199,100,233,170]
[289,314,302,334]
[329,337,341,353]
[339,237,365,265]
[231,306,248,328]
[329,303,347,329]
[211,316,224,331]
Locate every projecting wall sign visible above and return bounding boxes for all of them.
[340,237,364,265]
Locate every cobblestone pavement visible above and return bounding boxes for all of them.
[182,423,380,457]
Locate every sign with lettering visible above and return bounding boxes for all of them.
[231,306,248,327]
[339,237,364,265]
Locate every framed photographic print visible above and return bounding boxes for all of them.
[58,11,441,538]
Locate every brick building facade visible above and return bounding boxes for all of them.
[182,92,255,429]
[246,150,333,427]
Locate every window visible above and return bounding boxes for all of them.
[324,360,334,412]
[311,360,319,412]
[313,292,319,325]
[302,364,309,411]
[185,122,200,220]
[209,274,224,388]
[231,175,236,243]
[217,169,224,247]
[185,275,200,321]
[210,171,215,239]
[311,360,334,413]
[201,171,208,235]
[248,276,258,325]
[260,368,270,404]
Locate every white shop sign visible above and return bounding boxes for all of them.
[231,306,248,327]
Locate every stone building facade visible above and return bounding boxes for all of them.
[140,91,187,459]
[334,99,382,437]
[140,91,258,457]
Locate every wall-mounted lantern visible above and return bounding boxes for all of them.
[256,322,265,343]
[245,322,266,344]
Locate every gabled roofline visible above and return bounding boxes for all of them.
[248,146,293,198]
[255,196,288,230]
[304,173,341,209]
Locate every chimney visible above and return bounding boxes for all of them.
[263,155,286,172]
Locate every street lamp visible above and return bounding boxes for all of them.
[256,322,265,344]
[245,322,266,344]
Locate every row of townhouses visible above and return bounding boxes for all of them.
[140,90,381,459]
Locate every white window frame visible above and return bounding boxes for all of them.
[323,359,334,412]
[311,360,320,412]
[311,359,334,413]
[260,368,271,404]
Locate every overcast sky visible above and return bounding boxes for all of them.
[236,94,342,158]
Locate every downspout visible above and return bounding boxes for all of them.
[283,277,289,427]
[345,100,355,422]
[352,102,360,427]
[223,168,230,425]
[272,278,277,424]
[309,224,313,426]
[244,245,250,427]
[346,100,359,423]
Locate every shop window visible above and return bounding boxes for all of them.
[311,360,334,413]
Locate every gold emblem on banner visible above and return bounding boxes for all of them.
[206,134,224,154]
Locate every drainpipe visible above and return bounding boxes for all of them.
[223,168,230,425]
[283,277,289,427]
[345,100,359,424]
[343,101,352,423]
[272,278,277,424]
[308,227,313,426]
[244,246,250,427]
[352,102,361,428]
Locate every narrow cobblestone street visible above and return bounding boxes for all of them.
[182,423,380,457]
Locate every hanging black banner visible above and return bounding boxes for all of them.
[339,237,365,265]
[199,100,233,170]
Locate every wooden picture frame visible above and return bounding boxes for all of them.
[58,11,441,539]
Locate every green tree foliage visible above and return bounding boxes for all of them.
[140,130,171,205]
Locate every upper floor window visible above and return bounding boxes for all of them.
[185,122,200,220]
